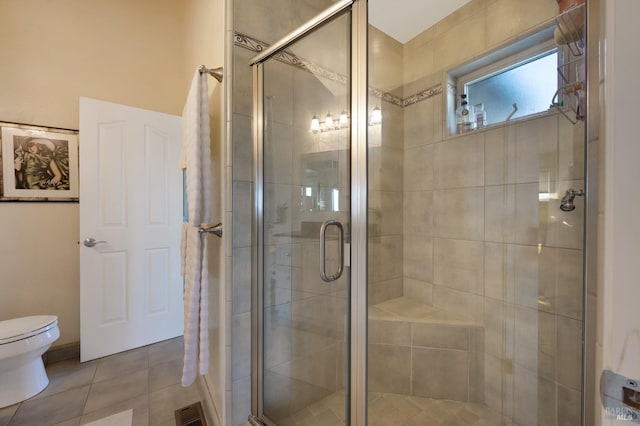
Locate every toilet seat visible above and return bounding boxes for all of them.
[0,316,58,345]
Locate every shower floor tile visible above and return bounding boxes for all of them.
[278,391,502,425]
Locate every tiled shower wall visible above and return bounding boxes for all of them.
[230,1,337,425]
[389,0,585,424]
[230,0,587,424]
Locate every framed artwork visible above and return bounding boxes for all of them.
[0,122,79,201]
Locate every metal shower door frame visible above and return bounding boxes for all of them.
[249,0,369,424]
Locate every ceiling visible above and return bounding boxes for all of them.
[368,0,473,44]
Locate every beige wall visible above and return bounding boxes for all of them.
[0,1,228,421]
[0,0,189,347]
[183,0,227,424]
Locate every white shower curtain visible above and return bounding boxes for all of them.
[180,68,211,387]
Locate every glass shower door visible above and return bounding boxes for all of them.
[253,9,352,425]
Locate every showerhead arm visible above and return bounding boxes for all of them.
[560,188,584,212]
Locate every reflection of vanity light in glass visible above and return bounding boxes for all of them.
[332,189,340,212]
[309,106,382,132]
[310,115,321,133]
[370,105,382,125]
[339,110,348,127]
[325,113,334,129]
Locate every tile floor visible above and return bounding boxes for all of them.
[0,337,203,426]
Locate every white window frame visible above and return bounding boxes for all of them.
[447,24,562,134]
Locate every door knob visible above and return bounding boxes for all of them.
[83,237,107,247]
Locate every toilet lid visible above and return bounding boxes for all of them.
[0,315,58,345]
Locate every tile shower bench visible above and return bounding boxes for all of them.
[368,297,484,403]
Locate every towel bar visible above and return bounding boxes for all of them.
[198,65,223,83]
[199,223,223,238]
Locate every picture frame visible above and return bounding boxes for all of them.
[0,122,79,201]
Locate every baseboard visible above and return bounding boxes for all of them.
[43,341,80,365]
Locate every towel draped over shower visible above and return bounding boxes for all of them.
[180,68,211,387]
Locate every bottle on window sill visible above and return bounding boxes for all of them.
[456,94,476,134]
[475,103,486,129]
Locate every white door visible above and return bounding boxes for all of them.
[79,97,183,362]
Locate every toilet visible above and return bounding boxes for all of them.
[0,315,60,408]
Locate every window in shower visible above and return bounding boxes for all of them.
[461,48,558,125]
[448,25,559,133]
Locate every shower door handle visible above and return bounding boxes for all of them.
[320,220,344,282]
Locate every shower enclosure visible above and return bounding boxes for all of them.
[249,0,588,424]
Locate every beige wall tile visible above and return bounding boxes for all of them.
[434,238,484,294]
[434,0,487,38]
[381,103,405,150]
[264,304,292,369]
[514,306,557,382]
[434,187,485,241]
[232,312,251,381]
[514,183,556,247]
[368,344,411,394]
[404,38,435,87]
[264,59,294,126]
[232,48,254,117]
[557,316,583,391]
[484,353,504,414]
[232,114,253,182]
[485,185,516,244]
[412,348,469,400]
[264,122,294,185]
[369,320,411,346]
[514,115,558,185]
[404,99,435,148]
[557,384,581,425]
[514,244,557,313]
[556,248,584,320]
[277,345,339,393]
[558,116,585,181]
[404,145,434,192]
[234,0,293,43]
[513,366,556,426]
[434,13,485,73]
[484,297,505,359]
[232,181,253,248]
[484,242,516,303]
[370,26,405,93]
[369,278,404,306]
[369,146,404,192]
[230,377,252,425]
[369,236,404,282]
[232,246,252,315]
[403,235,433,282]
[434,133,485,189]
[433,285,483,321]
[369,190,404,237]
[485,126,516,186]
[291,294,337,338]
[404,190,433,237]
[484,0,557,50]
[412,323,470,350]
[403,278,433,305]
